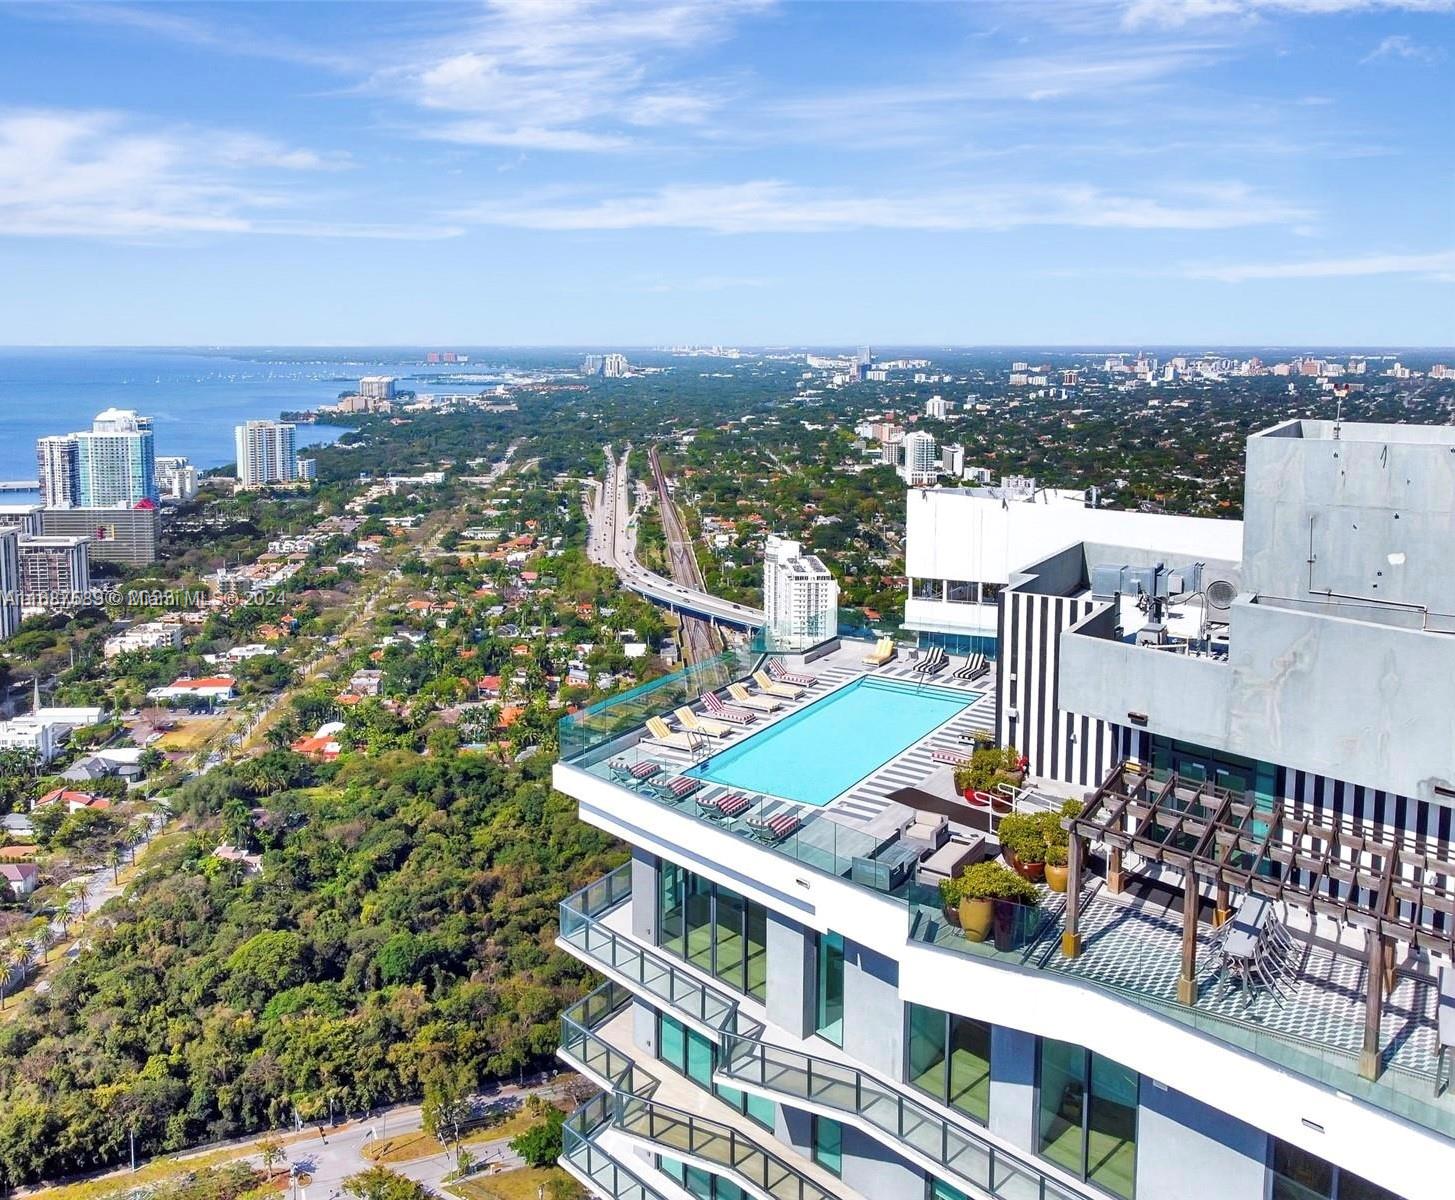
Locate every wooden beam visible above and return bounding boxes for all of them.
[1062,821,1084,959]
[1359,926,1384,1081]
[1178,870,1199,1005]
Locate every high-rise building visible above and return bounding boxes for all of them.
[36,409,156,509]
[899,430,938,485]
[604,353,630,378]
[41,505,158,565]
[924,396,949,419]
[155,455,199,502]
[18,535,90,601]
[234,420,299,489]
[940,442,965,477]
[762,534,838,652]
[551,418,1453,1200]
[37,436,79,509]
[0,529,20,639]
[358,376,397,401]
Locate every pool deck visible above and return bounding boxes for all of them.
[577,640,998,861]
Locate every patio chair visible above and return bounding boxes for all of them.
[727,683,782,712]
[608,758,662,788]
[674,706,732,739]
[862,637,896,666]
[768,658,817,688]
[649,774,704,802]
[953,653,987,681]
[748,811,802,843]
[702,690,756,724]
[702,791,752,821]
[644,716,705,755]
[753,670,803,700]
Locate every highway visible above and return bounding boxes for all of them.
[645,445,719,665]
[588,445,765,647]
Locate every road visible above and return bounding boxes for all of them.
[644,446,720,665]
[587,446,766,652]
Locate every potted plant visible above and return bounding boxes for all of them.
[937,875,962,927]
[997,812,1046,882]
[1043,841,1069,892]
[952,861,1039,943]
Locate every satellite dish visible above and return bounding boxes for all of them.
[1206,580,1237,610]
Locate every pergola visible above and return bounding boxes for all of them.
[1061,761,1455,1081]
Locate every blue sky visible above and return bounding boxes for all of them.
[0,0,1451,345]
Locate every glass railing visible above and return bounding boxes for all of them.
[562,1096,671,1200]
[560,647,759,761]
[719,1034,1082,1200]
[906,884,1455,1139]
[616,1094,837,1200]
[562,877,1095,1200]
[561,981,839,1200]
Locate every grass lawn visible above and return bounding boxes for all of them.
[155,717,228,751]
[30,1146,251,1200]
[450,1166,584,1200]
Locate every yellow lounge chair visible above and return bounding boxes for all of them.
[862,637,896,666]
[753,670,803,700]
[644,715,703,753]
[675,706,732,739]
[727,682,781,712]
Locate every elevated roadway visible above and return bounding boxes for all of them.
[588,446,765,633]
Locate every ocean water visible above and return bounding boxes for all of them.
[0,347,392,493]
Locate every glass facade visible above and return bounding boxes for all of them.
[659,861,768,1001]
[905,1003,992,1123]
[815,930,845,1046]
[1269,1140,1401,1200]
[1037,1039,1138,1199]
[657,1011,775,1130]
[811,1115,843,1176]
[928,1180,970,1200]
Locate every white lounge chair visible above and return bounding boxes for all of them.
[644,715,704,754]
[753,670,803,700]
[727,683,781,712]
[675,706,732,739]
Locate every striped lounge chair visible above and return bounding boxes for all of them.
[609,758,662,787]
[649,774,703,802]
[768,658,816,688]
[748,811,802,844]
[702,690,756,724]
[930,747,970,767]
[702,791,752,821]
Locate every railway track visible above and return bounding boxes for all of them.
[646,446,721,665]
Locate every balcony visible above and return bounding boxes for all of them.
[560,869,1097,1200]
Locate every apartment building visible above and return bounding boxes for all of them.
[763,535,838,653]
[37,408,158,509]
[234,420,299,489]
[17,534,91,600]
[552,419,1452,1200]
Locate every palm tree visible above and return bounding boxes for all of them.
[106,847,123,884]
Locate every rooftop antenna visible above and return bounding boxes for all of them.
[1333,397,1343,441]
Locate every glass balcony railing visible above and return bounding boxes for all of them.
[560,647,758,762]
[560,873,1095,1200]
[719,1033,1082,1200]
[562,1095,670,1200]
[561,980,839,1200]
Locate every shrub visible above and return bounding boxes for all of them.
[1045,843,1068,868]
[952,860,1040,906]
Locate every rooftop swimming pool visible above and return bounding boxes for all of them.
[688,676,977,807]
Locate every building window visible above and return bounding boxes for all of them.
[913,578,944,601]
[979,582,1003,604]
[815,930,845,1046]
[658,1157,747,1200]
[1270,1139,1401,1200]
[1037,1039,1138,1199]
[906,1003,992,1123]
[945,579,979,604]
[811,1115,843,1177]
[656,1011,774,1132]
[928,1180,969,1200]
[657,861,768,1001]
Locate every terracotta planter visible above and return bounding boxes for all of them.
[1044,862,1068,893]
[1005,847,1045,883]
[958,896,994,942]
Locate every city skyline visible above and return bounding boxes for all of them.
[0,0,1451,345]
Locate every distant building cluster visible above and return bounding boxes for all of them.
[583,353,631,378]
[37,407,157,509]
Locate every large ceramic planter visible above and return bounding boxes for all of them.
[958,896,994,942]
[1044,862,1068,893]
[992,898,1032,952]
[1005,846,1045,884]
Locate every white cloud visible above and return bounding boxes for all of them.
[1124,0,1454,27]
[0,108,456,240]
[1361,34,1446,62]
[1189,249,1455,281]
[377,0,767,151]
[456,179,1308,234]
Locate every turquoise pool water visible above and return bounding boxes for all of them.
[688,676,977,807]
